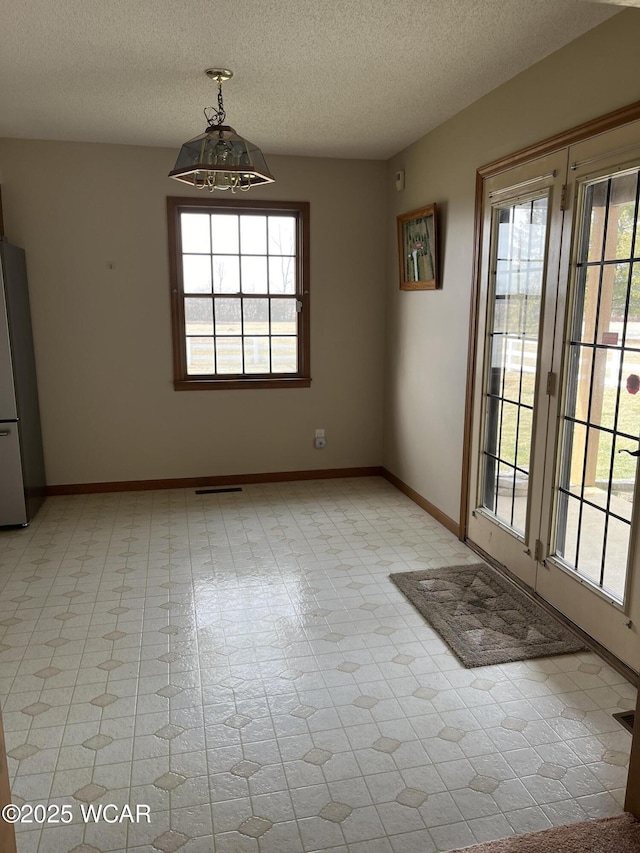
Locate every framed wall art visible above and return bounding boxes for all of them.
[397,203,438,290]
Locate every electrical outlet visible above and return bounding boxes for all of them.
[314,428,327,450]
[315,429,325,439]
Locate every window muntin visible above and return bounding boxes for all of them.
[168,198,310,389]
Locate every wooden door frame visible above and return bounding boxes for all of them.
[460,99,640,541]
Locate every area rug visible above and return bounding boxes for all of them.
[450,814,640,852]
[389,563,586,667]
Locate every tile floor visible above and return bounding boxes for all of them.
[0,476,635,853]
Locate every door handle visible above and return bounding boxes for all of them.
[618,448,640,457]
[0,431,10,437]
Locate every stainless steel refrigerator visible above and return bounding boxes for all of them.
[0,240,45,526]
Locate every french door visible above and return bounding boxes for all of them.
[467,120,640,669]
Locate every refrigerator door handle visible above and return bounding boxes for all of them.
[0,430,10,437]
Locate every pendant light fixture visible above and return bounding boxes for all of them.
[169,68,274,192]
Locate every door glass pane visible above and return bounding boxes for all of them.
[553,168,640,602]
[481,194,549,533]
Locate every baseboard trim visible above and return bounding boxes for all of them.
[381,468,460,536]
[466,539,639,687]
[45,466,384,496]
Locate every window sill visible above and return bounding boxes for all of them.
[174,377,311,391]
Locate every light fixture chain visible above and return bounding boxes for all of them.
[204,77,226,128]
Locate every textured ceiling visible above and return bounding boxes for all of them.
[0,1,626,160]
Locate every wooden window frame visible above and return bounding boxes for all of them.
[167,196,311,390]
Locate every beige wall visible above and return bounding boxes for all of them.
[384,8,640,524]
[0,142,387,484]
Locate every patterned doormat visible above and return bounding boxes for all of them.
[390,563,586,667]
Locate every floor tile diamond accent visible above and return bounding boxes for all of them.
[152,830,189,852]
[90,693,119,708]
[360,603,379,611]
[21,702,51,717]
[375,626,396,636]
[82,734,113,751]
[537,763,567,780]
[579,663,602,674]
[45,637,70,648]
[155,724,185,740]
[319,801,353,823]
[156,684,183,699]
[469,775,500,794]
[323,632,345,643]
[158,652,181,663]
[0,617,22,627]
[413,686,437,700]
[237,816,273,838]
[604,750,629,766]
[525,670,549,682]
[396,787,428,808]
[353,695,379,709]
[291,704,317,719]
[7,744,39,760]
[337,661,360,673]
[501,716,527,732]
[73,783,107,803]
[108,606,130,615]
[393,654,415,665]
[231,760,261,778]
[224,714,251,729]
[103,630,126,641]
[34,666,62,679]
[97,659,124,671]
[303,747,333,765]
[438,726,465,743]
[153,772,187,791]
[55,612,77,621]
[373,736,401,754]
[471,678,495,691]
[562,707,586,721]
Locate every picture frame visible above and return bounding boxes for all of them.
[397,203,438,290]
